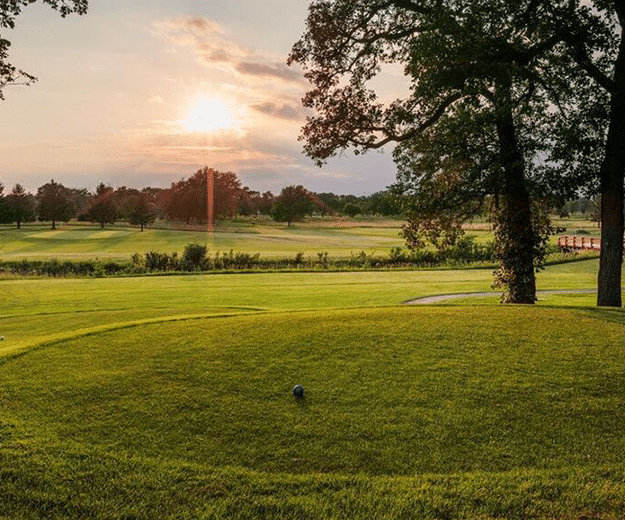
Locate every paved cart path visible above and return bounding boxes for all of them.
[405,289,597,304]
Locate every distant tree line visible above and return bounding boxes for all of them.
[0,167,403,230]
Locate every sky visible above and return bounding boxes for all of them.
[0,0,406,196]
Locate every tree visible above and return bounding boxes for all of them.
[163,167,246,224]
[540,2,625,307]
[365,191,401,217]
[342,202,361,218]
[85,183,117,228]
[270,185,317,226]
[314,192,342,214]
[289,0,587,303]
[258,191,275,215]
[237,187,261,216]
[36,179,75,229]
[164,177,199,224]
[126,193,156,231]
[0,183,13,224]
[1,0,88,101]
[6,183,35,228]
[114,186,141,220]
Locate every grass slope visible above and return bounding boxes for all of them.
[0,259,601,357]
[1,306,625,518]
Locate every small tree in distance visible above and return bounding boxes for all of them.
[36,179,75,229]
[85,183,117,228]
[271,185,317,226]
[342,202,360,218]
[7,183,35,228]
[0,184,13,224]
[127,193,156,231]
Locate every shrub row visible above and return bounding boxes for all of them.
[0,240,584,277]
[0,258,126,277]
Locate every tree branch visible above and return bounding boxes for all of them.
[350,92,464,149]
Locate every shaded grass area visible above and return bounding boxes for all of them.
[1,447,624,520]
[1,306,625,518]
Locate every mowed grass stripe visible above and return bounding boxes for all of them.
[0,260,603,360]
[1,446,624,520]
[0,308,264,357]
[0,221,410,260]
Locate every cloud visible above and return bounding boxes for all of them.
[154,16,250,67]
[250,101,303,121]
[154,16,225,37]
[236,61,305,85]
[153,16,305,86]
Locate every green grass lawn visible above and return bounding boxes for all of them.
[0,219,413,260]
[1,217,622,518]
[0,257,601,357]
[0,215,604,263]
[1,306,625,518]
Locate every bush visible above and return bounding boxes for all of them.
[389,247,409,263]
[145,251,178,271]
[182,243,207,270]
[216,250,261,269]
[442,236,495,264]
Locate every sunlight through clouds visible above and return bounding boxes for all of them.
[176,97,244,133]
[0,4,399,194]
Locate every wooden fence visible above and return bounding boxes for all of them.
[557,235,601,251]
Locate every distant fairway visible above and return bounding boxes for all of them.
[1,306,625,518]
[0,219,412,260]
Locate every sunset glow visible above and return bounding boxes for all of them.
[179,98,239,133]
[0,5,398,194]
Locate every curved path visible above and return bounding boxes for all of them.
[405,289,596,304]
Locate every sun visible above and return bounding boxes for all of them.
[179,98,239,133]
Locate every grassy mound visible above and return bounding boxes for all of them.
[1,306,624,518]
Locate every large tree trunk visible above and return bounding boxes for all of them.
[599,188,623,306]
[494,87,536,304]
[597,22,625,307]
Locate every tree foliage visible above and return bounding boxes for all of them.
[0,183,12,224]
[552,1,625,307]
[163,167,246,224]
[85,183,117,228]
[289,0,625,304]
[36,179,75,229]
[6,183,35,228]
[126,193,156,232]
[270,185,318,226]
[0,0,88,101]
[290,0,587,303]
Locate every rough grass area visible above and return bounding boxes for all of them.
[1,306,624,518]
